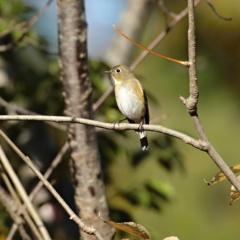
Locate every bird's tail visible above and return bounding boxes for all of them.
[138,130,149,151]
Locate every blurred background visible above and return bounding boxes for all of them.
[0,0,240,239]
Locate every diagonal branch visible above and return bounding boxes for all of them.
[113,25,189,66]
[93,0,201,111]
[1,170,41,240]
[181,0,240,192]
[0,0,55,52]
[0,185,32,240]
[7,142,69,240]
[130,0,201,70]
[0,129,104,240]
[0,144,51,240]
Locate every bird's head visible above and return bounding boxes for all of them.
[105,64,134,84]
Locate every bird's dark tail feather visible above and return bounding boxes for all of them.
[139,131,149,151]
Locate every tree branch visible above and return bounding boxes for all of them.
[0,167,42,240]
[0,112,239,192]
[0,114,208,150]
[0,185,31,240]
[0,129,104,240]
[182,0,240,192]
[94,0,201,111]
[0,0,55,52]
[0,97,66,131]
[7,142,69,240]
[130,0,201,70]
[205,0,232,21]
[0,144,51,240]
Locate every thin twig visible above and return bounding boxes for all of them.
[184,0,240,192]
[94,0,201,112]
[158,0,177,18]
[7,142,69,240]
[0,129,104,240]
[113,25,189,66]
[24,37,58,55]
[130,0,201,70]
[205,0,232,21]
[0,185,31,240]
[0,169,35,240]
[1,171,41,240]
[0,0,55,52]
[0,145,51,240]
[0,97,66,131]
[93,86,113,112]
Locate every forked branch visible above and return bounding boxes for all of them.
[183,0,240,192]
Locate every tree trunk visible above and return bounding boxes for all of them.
[57,0,114,239]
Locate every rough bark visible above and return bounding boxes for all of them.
[57,0,114,239]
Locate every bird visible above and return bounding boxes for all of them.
[105,64,149,151]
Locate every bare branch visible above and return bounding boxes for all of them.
[0,97,66,131]
[205,0,232,21]
[24,37,58,55]
[1,113,238,192]
[185,0,199,114]
[8,142,69,239]
[0,145,51,240]
[185,0,240,192]
[130,0,201,70]
[0,0,55,52]
[94,1,201,113]
[93,86,113,112]
[113,25,189,66]
[1,167,41,240]
[0,115,207,150]
[0,129,104,240]
[158,0,177,18]
[0,185,31,240]
[104,0,153,66]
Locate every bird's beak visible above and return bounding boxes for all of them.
[105,70,112,74]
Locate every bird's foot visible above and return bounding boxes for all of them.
[137,121,144,132]
[112,118,127,129]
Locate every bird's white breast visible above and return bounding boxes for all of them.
[115,81,145,123]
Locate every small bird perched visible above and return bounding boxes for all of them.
[106,64,149,151]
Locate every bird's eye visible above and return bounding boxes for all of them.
[116,69,121,73]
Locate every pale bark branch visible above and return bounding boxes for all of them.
[182,0,240,192]
[0,185,32,240]
[0,129,104,240]
[0,144,51,240]
[1,168,40,240]
[0,114,208,150]
[0,96,66,131]
[1,110,239,193]
[7,142,69,240]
